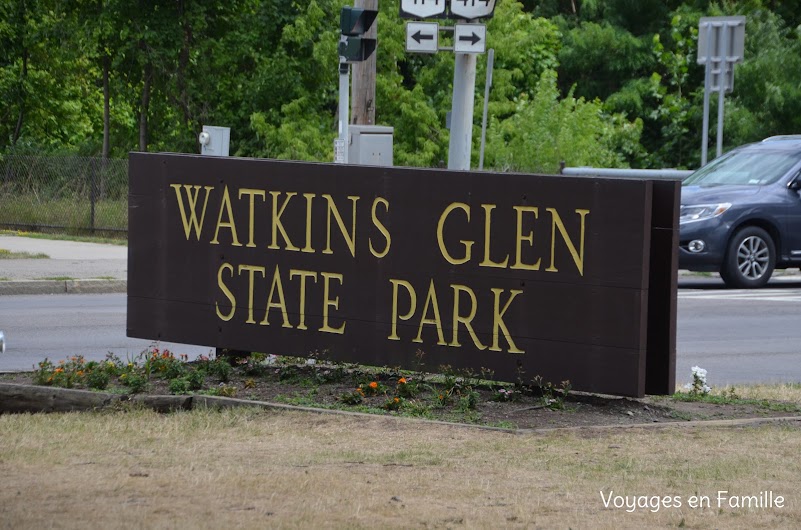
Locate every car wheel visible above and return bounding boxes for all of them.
[720,226,775,288]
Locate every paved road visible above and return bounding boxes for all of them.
[0,294,213,372]
[2,286,800,386]
[676,277,801,386]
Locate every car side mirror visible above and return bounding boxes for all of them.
[789,179,801,192]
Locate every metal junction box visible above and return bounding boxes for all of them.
[200,125,231,157]
[349,125,393,167]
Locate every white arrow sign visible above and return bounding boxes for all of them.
[450,0,497,20]
[400,0,446,19]
[406,22,439,53]
[453,23,486,53]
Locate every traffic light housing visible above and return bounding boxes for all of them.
[338,6,377,63]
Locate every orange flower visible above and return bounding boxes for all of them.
[369,381,378,390]
[54,368,64,374]
[398,377,407,384]
[76,371,84,376]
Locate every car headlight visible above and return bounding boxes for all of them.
[679,203,731,223]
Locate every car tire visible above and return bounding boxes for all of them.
[720,226,775,288]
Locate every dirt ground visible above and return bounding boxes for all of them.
[3,359,800,430]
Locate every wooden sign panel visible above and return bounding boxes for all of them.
[127,153,678,397]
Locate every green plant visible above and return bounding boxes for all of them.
[120,372,148,393]
[358,380,385,397]
[400,400,433,419]
[383,397,403,411]
[238,352,268,376]
[185,370,205,391]
[207,384,237,397]
[144,347,185,380]
[395,376,420,398]
[531,375,572,410]
[33,356,91,388]
[168,378,189,394]
[86,369,110,390]
[203,358,232,382]
[457,390,480,412]
[339,389,364,405]
[494,388,521,402]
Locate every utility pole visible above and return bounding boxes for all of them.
[351,0,377,125]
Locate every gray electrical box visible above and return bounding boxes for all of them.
[348,125,393,167]
[199,125,231,157]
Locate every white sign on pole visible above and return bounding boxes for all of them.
[406,22,439,53]
[453,23,486,54]
[450,0,497,20]
[400,0,446,19]
[334,139,346,164]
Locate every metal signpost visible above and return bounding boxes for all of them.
[402,0,496,170]
[697,16,746,165]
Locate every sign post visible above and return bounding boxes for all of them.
[697,16,746,165]
[447,53,477,170]
[400,1,496,170]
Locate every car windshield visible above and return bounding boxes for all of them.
[683,147,801,187]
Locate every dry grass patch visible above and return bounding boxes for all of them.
[0,248,49,259]
[1,407,799,529]
[708,383,801,403]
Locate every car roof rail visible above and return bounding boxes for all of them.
[762,135,801,142]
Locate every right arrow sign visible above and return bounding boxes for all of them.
[453,23,486,54]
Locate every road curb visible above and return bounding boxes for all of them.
[0,279,127,296]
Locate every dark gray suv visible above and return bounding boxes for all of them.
[679,135,801,288]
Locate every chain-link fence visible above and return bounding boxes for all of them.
[0,155,128,235]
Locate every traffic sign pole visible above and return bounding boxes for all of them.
[701,23,712,166]
[716,26,729,160]
[448,52,477,170]
[479,48,494,171]
[337,60,349,164]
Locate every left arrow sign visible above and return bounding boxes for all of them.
[413,31,435,44]
[406,22,439,54]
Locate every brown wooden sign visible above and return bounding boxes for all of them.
[127,153,678,397]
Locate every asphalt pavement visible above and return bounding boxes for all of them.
[2,233,799,295]
[0,235,127,295]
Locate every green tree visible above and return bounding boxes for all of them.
[486,70,643,173]
[1,0,98,152]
